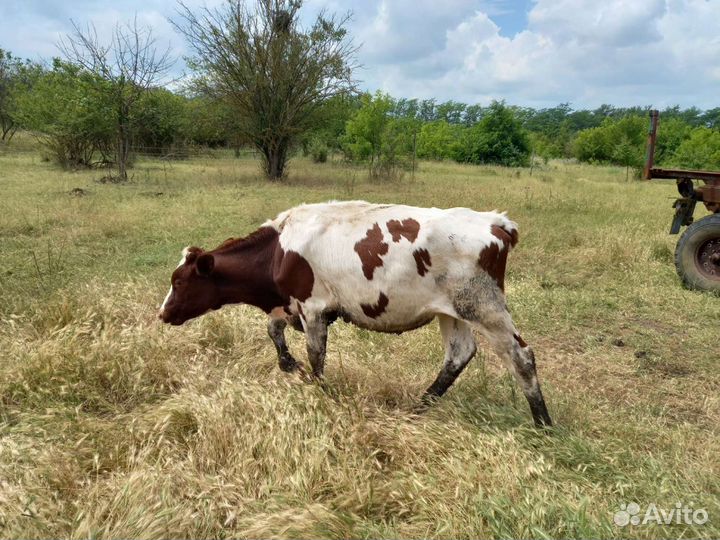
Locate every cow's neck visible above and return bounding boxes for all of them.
[212,228,284,313]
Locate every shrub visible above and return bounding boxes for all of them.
[457,101,530,167]
[671,127,720,170]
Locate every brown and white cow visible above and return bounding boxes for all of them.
[159,200,552,426]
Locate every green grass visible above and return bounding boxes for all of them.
[0,144,718,539]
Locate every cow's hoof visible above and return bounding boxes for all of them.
[412,395,437,414]
[533,417,554,431]
[278,354,300,373]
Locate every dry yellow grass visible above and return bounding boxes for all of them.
[0,145,718,539]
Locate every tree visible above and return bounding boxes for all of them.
[343,91,394,164]
[457,101,530,166]
[416,120,463,160]
[435,100,466,124]
[672,128,720,170]
[0,49,41,141]
[700,107,720,129]
[17,59,115,168]
[176,0,358,180]
[133,88,188,156]
[59,18,174,180]
[573,125,612,163]
[300,93,358,158]
[654,117,692,165]
[573,114,645,170]
[463,104,485,126]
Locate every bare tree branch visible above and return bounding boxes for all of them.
[173,0,359,180]
[58,17,176,180]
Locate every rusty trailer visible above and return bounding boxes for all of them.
[643,110,720,292]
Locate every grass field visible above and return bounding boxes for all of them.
[0,143,718,539]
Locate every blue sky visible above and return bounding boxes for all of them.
[1,0,718,109]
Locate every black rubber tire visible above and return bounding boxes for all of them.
[674,213,720,292]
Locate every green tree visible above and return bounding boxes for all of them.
[574,115,645,169]
[343,91,394,164]
[59,18,175,180]
[671,128,720,170]
[700,107,720,129]
[343,91,416,178]
[132,88,188,156]
[183,97,237,147]
[176,0,358,180]
[435,100,466,124]
[301,93,358,158]
[457,101,530,166]
[416,120,463,160]
[654,117,692,165]
[0,49,41,141]
[573,125,612,162]
[17,59,115,167]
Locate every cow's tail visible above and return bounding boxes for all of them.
[492,212,519,250]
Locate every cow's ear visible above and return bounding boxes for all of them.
[183,246,202,264]
[196,253,215,276]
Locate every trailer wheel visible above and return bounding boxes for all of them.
[674,214,720,292]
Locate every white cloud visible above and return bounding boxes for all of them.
[347,0,720,109]
[1,0,717,108]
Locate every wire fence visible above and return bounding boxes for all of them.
[0,143,259,159]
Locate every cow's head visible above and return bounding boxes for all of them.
[158,247,222,325]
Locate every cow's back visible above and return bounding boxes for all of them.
[266,201,515,331]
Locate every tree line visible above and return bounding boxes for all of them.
[1,0,719,181]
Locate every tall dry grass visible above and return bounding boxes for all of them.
[0,146,718,539]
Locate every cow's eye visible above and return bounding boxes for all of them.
[174,279,183,288]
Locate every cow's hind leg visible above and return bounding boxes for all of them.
[454,276,552,427]
[420,315,477,408]
[483,320,552,427]
[267,317,301,372]
[303,314,329,379]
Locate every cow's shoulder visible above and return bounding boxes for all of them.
[271,241,315,303]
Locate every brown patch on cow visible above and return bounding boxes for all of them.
[491,224,519,248]
[354,223,389,280]
[412,248,432,276]
[387,218,420,243]
[508,228,519,248]
[478,225,515,291]
[361,292,389,318]
[273,249,314,302]
[514,333,527,347]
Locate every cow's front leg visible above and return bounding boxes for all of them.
[267,317,300,372]
[304,315,328,378]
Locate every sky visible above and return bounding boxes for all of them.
[1,0,718,110]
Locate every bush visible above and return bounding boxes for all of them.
[16,60,114,168]
[309,138,328,163]
[671,127,720,170]
[416,120,463,161]
[457,101,530,166]
[573,115,645,169]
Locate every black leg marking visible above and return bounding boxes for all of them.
[267,317,300,372]
[419,316,477,409]
[305,315,328,378]
[453,276,552,428]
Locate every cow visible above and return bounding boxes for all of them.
[158,201,552,427]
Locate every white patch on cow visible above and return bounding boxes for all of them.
[159,249,192,312]
[263,200,517,331]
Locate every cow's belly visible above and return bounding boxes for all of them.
[317,273,454,334]
[330,306,437,334]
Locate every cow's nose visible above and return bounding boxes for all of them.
[157,310,165,321]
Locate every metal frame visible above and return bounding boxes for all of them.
[643,110,720,234]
